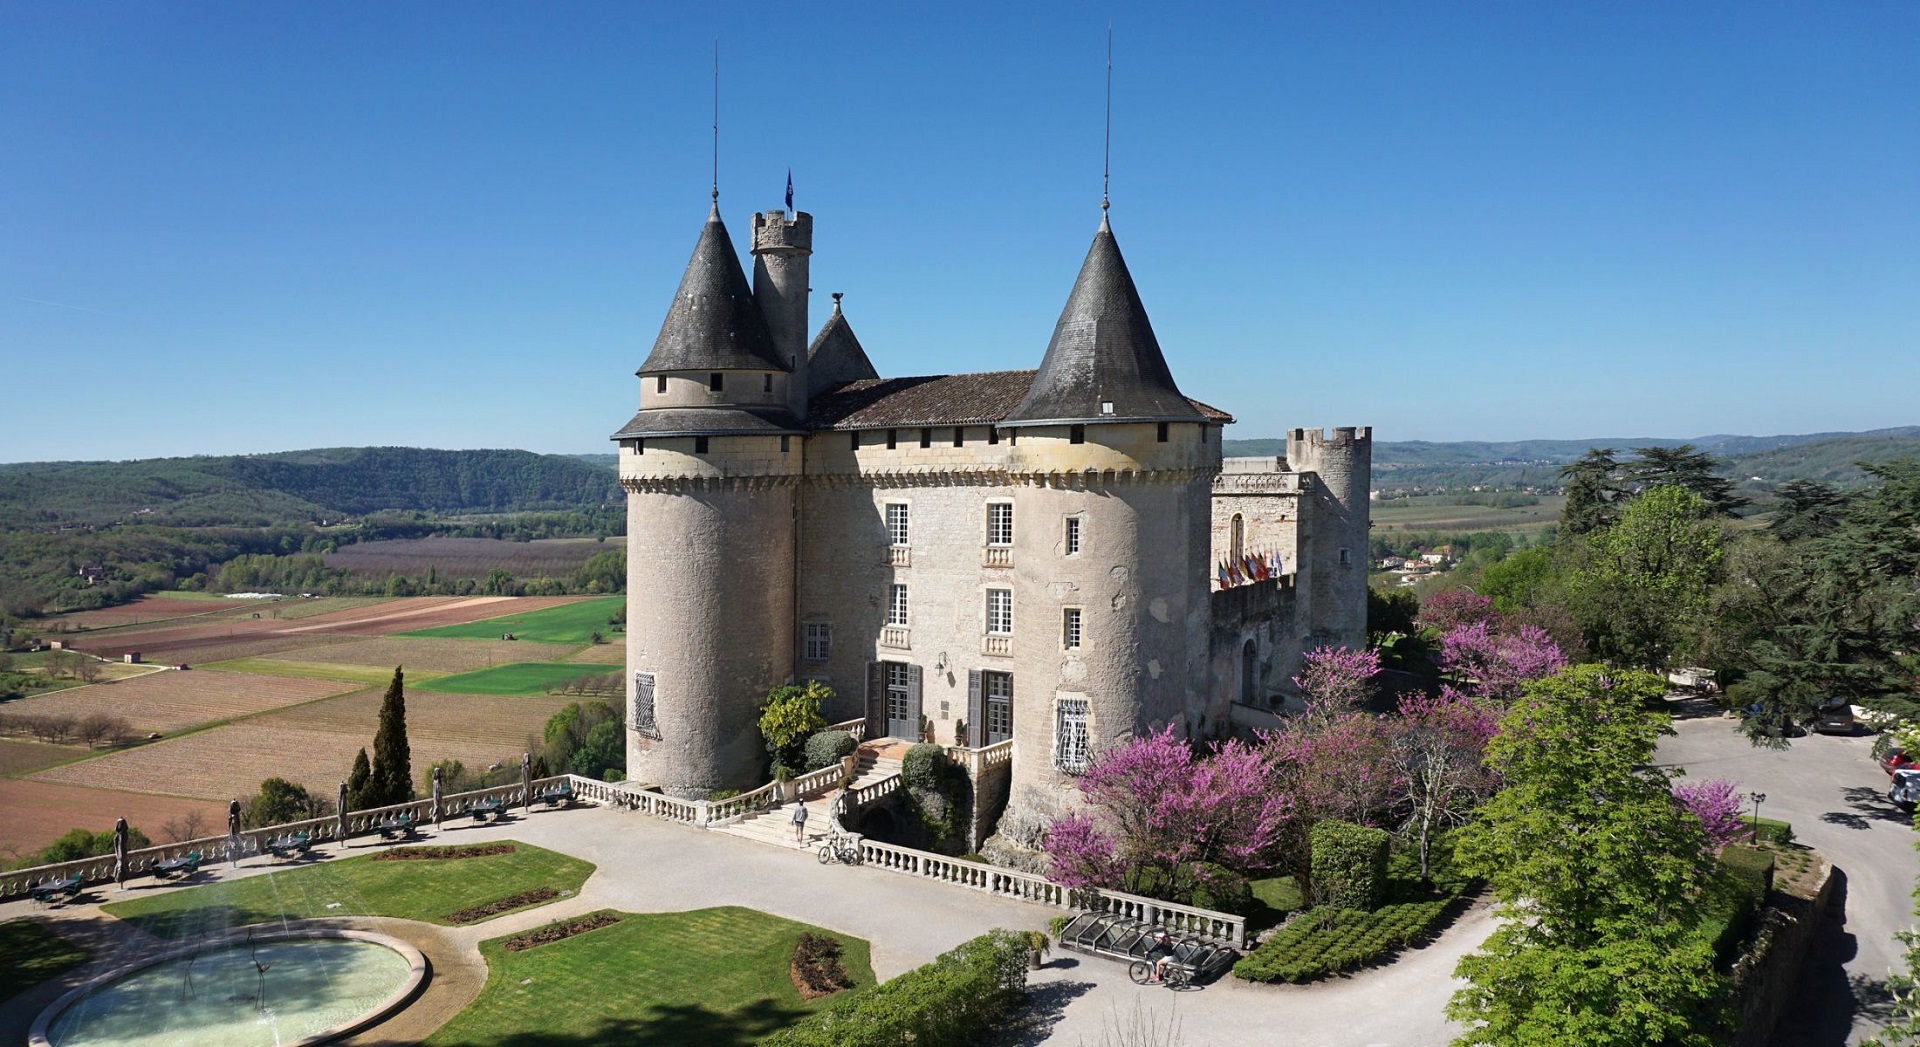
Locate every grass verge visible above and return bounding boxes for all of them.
[199,658,447,685]
[399,597,624,646]
[423,906,874,1047]
[416,662,616,697]
[101,840,592,938]
[0,920,90,993]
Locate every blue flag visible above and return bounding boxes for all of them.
[785,169,793,211]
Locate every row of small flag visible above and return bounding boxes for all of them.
[1217,551,1283,588]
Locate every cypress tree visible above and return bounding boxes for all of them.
[370,667,413,806]
[345,748,372,811]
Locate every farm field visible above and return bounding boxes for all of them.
[563,642,626,665]
[291,637,578,674]
[199,657,448,686]
[260,688,574,761]
[417,663,618,697]
[402,596,624,645]
[0,740,88,777]
[0,779,230,861]
[0,670,349,736]
[323,536,611,576]
[1370,493,1565,537]
[58,596,588,661]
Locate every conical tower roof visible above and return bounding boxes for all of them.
[1003,215,1204,427]
[636,205,786,375]
[805,295,880,397]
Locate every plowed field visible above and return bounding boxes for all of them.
[0,780,230,861]
[62,596,593,661]
[0,670,348,735]
[291,638,577,673]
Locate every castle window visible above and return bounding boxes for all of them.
[632,671,659,739]
[979,670,1014,745]
[694,436,710,454]
[763,373,773,393]
[953,428,965,447]
[1064,516,1081,555]
[634,439,646,455]
[1201,426,1209,444]
[1100,401,1114,415]
[1157,422,1169,443]
[1230,514,1244,561]
[851,431,860,450]
[709,373,724,392]
[920,428,932,448]
[1063,607,1082,650]
[1054,696,1090,773]
[986,588,1013,636]
[804,622,832,662]
[780,435,790,453]
[987,502,1014,547]
[885,503,910,547]
[887,429,897,450]
[1340,548,1352,566]
[656,376,667,394]
[988,428,1000,446]
[887,584,908,626]
[1070,425,1085,445]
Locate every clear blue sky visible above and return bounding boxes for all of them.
[3,2,1915,462]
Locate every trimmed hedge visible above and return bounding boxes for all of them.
[761,929,1028,1047]
[901,744,948,789]
[1233,900,1450,983]
[804,730,858,771]
[1311,820,1390,911]
[1740,816,1794,845]
[1718,844,1775,901]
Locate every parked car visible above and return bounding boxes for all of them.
[1881,745,1912,776]
[1892,769,1920,812]
[1813,700,1857,736]
[1741,704,1807,738]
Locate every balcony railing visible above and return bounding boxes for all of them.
[983,546,1013,568]
[881,626,911,649]
[982,634,1012,657]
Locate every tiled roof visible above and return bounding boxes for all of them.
[610,405,802,440]
[807,370,1231,430]
[635,206,786,375]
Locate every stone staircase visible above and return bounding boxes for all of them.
[715,744,906,852]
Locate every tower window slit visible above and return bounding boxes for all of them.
[709,373,724,392]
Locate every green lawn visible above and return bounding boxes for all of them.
[0,920,90,993]
[200,657,448,685]
[102,842,593,939]
[1246,874,1305,933]
[425,906,874,1047]
[416,662,613,697]
[398,597,624,645]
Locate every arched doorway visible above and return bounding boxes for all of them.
[1241,638,1258,704]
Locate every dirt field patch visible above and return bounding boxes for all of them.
[40,594,236,631]
[261,688,573,758]
[0,779,230,862]
[325,537,609,576]
[291,637,578,674]
[0,670,348,736]
[563,643,626,666]
[0,740,90,777]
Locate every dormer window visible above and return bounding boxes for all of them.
[709,373,724,392]
[1100,401,1114,415]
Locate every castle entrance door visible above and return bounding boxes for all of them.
[885,662,920,740]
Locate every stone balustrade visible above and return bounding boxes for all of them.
[826,717,868,743]
[944,739,1013,778]
[843,772,901,812]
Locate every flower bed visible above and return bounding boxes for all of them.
[502,911,621,952]
[449,887,559,925]
[790,931,855,1000]
[374,843,517,861]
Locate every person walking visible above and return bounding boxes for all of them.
[791,800,808,846]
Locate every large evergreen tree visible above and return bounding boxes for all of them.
[369,667,414,807]
[345,748,372,811]
[1626,444,1748,516]
[1558,448,1625,535]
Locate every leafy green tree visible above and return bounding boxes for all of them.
[760,681,832,776]
[345,748,373,810]
[1558,448,1625,536]
[1564,486,1723,670]
[1627,444,1748,516]
[367,667,413,807]
[1477,546,1558,616]
[35,825,151,865]
[1449,665,1724,1046]
[245,777,328,828]
[542,700,625,780]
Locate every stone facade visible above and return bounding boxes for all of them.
[614,203,1371,819]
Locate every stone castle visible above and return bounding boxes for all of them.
[613,196,1371,842]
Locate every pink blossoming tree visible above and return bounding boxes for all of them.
[1436,620,1568,703]
[1389,687,1501,879]
[1670,777,1745,852]
[1418,589,1496,635]
[1293,644,1382,709]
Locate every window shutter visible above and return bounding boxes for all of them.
[865,662,885,740]
[907,664,924,730]
[967,671,984,748]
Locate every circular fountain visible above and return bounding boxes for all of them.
[30,929,427,1047]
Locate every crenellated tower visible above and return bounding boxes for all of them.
[1288,425,1372,648]
[752,210,813,420]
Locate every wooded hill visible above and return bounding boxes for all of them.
[0,447,621,530]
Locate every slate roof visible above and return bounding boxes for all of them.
[1002,215,1205,427]
[610,405,803,440]
[636,206,787,375]
[805,301,880,397]
[807,370,1230,430]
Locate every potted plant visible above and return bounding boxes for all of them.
[774,765,794,803]
[1024,929,1050,970]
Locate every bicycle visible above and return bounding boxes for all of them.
[1127,959,1192,989]
[817,832,863,866]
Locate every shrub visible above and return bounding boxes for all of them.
[1188,862,1255,916]
[900,745,968,852]
[1698,865,1761,964]
[33,825,152,866]
[1311,820,1390,911]
[761,682,832,774]
[791,932,855,998]
[762,929,1027,1047]
[901,743,947,789]
[1740,815,1794,845]
[1718,844,1775,901]
[1233,900,1450,983]
[804,730,858,771]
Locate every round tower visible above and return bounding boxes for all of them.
[752,209,812,420]
[612,204,803,798]
[1287,426,1372,648]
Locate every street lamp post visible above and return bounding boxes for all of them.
[1749,791,1768,842]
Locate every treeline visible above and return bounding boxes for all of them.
[210,548,625,599]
